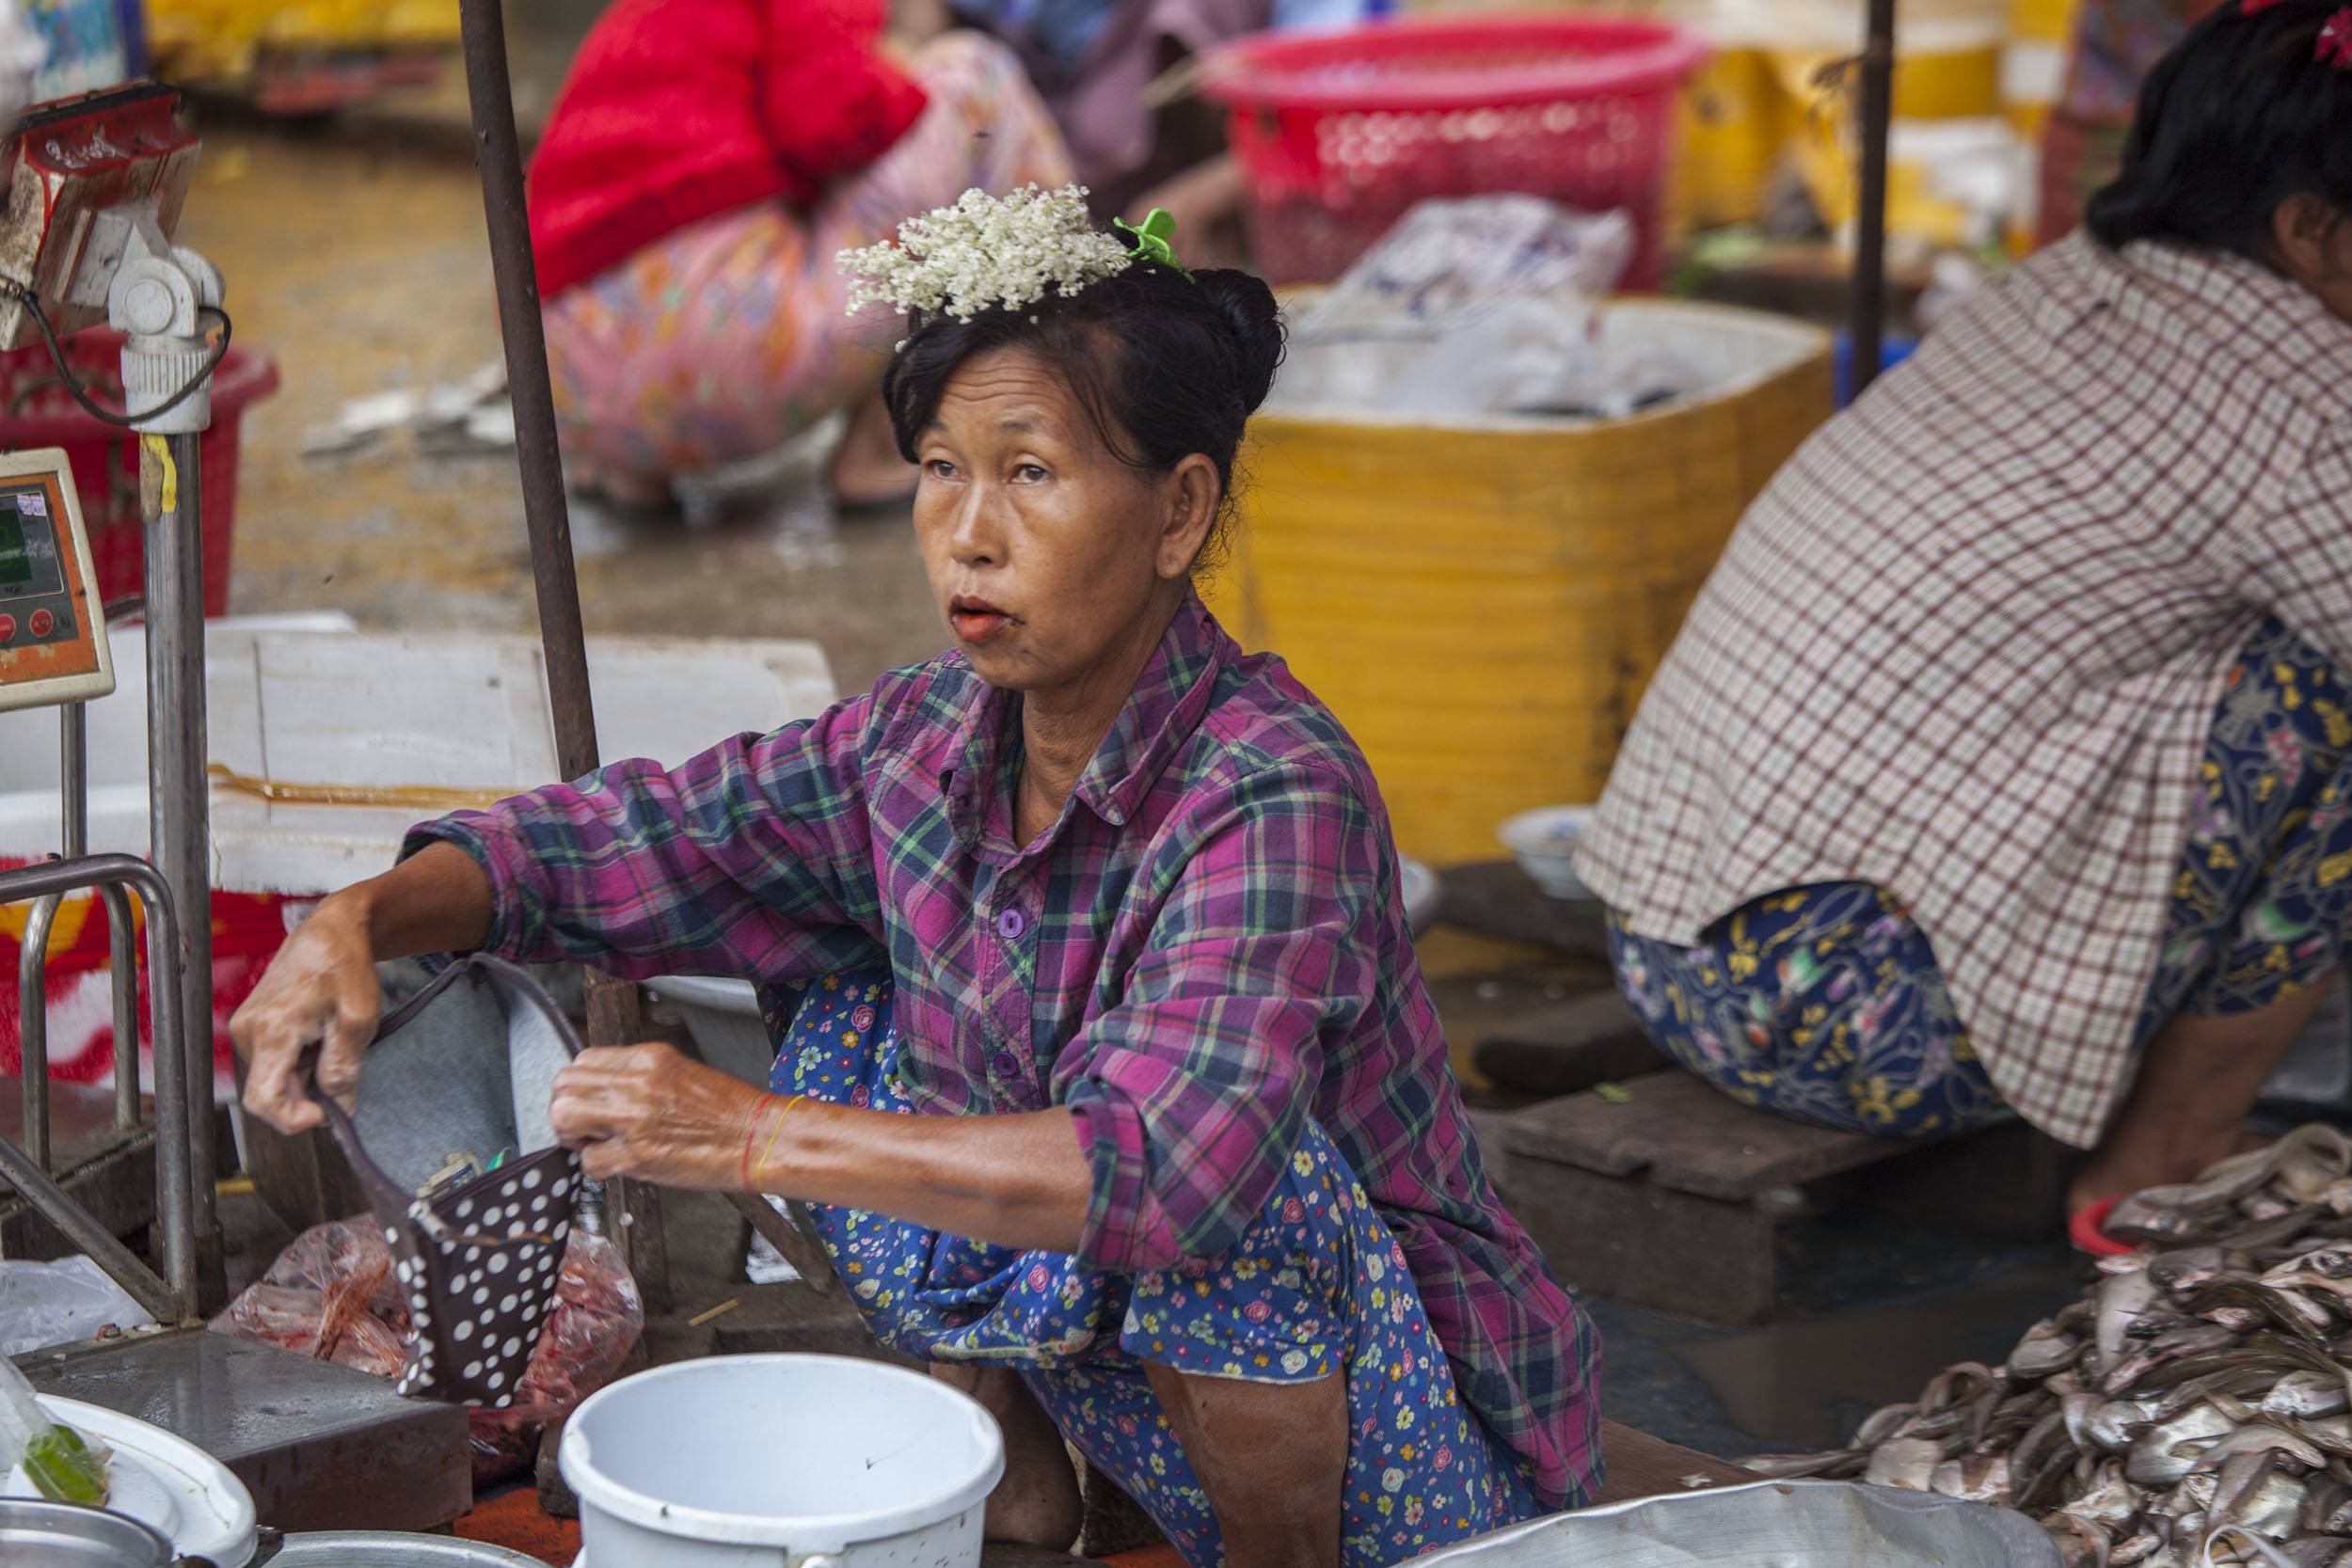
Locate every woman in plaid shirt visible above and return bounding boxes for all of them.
[1581,0,2352,1244]
[232,202,1598,1564]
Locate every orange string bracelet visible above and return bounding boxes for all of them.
[739,1094,804,1192]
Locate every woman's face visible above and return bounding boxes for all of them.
[910,343,1217,699]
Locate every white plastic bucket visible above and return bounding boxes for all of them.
[562,1354,1005,1568]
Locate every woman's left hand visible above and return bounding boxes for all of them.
[548,1042,768,1189]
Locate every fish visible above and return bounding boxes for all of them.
[2181,1423,2328,1474]
[2106,1325,2243,1395]
[1767,1124,2352,1560]
[2152,1248,2233,1297]
[2015,1320,2088,1378]
[1864,1437,1942,1491]
[2109,1186,2221,1245]
[2272,1540,2352,1568]
[2100,1272,2165,1370]
[2301,1472,2352,1534]
[2296,1416,2352,1458]
[2090,1399,2163,1453]
[2068,1470,2143,1528]
[2257,1371,2350,1422]
[1739,1449,1864,1480]
[2181,1279,2336,1343]
[2158,1367,2280,1420]
[2154,1250,2230,1297]
[2217,1463,2306,1542]
[1853,1402,1917,1448]
[1930,1451,2013,1504]
[2047,1511,2114,1568]
[2130,1405,2237,1488]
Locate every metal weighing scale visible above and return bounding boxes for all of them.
[0,84,471,1544]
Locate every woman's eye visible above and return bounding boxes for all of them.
[1012,464,1049,483]
[924,459,958,480]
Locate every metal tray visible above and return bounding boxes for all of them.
[270,1535,546,1566]
[1418,1480,2062,1567]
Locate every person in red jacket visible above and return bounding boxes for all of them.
[529,0,1073,514]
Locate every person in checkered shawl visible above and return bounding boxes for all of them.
[1581,0,2352,1251]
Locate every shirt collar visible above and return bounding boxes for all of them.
[2046,234,2352,418]
[941,593,1232,841]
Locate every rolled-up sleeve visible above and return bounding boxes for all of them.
[402,691,885,983]
[1062,762,1381,1274]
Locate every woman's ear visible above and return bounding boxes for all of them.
[2270,194,2352,325]
[2270,193,2348,288]
[1157,454,1222,580]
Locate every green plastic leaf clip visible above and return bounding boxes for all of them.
[1114,208,1191,279]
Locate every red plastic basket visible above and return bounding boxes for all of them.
[0,329,279,618]
[1202,14,1708,290]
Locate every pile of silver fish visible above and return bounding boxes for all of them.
[1744,1126,2352,1566]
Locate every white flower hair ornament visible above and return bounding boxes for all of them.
[837,184,1189,330]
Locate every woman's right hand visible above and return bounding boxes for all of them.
[230,890,383,1135]
[230,842,497,1134]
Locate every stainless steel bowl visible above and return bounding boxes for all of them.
[0,1499,177,1568]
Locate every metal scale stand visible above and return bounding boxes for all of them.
[2,85,470,1541]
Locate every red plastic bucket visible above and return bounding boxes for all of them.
[0,329,279,617]
[1202,14,1708,289]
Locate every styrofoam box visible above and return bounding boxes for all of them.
[0,619,837,896]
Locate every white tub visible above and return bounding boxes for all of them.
[563,1354,1003,1568]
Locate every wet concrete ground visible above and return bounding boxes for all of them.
[175,124,948,694]
[168,102,2087,1466]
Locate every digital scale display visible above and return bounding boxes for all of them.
[0,481,71,617]
[0,451,111,712]
[0,507,28,586]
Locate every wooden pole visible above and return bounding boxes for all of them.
[1850,0,1899,401]
[455,0,669,1311]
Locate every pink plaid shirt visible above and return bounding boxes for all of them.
[1578,232,2352,1148]
[415,594,1600,1506]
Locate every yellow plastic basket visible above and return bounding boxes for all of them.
[148,0,458,79]
[1206,297,1832,865]
[1675,48,1788,232]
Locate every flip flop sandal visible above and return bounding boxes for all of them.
[2070,1196,2138,1257]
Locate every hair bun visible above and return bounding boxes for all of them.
[1193,269,1286,416]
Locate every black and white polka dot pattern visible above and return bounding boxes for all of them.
[384,1149,581,1408]
[310,953,593,1413]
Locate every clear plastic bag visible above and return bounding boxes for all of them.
[210,1217,643,1487]
[1290,194,1635,348]
[0,1257,157,1357]
[1268,195,1687,419]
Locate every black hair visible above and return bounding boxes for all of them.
[881,256,1285,573]
[2086,0,2352,260]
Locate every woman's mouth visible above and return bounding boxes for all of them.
[949,596,1014,644]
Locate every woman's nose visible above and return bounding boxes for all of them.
[947,486,1005,566]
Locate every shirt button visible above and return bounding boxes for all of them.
[995,908,1026,940]
[991,1051,1020,1080]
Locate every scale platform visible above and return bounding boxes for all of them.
[24,1329,471,1534]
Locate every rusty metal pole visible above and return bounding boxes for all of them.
[456,0,669,1310]
[1850,0,1898,402]
[454,0,595,776]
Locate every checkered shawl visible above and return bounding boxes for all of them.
[1578,232,2352,1148]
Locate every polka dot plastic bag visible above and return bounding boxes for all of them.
[313,954,584,1409]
